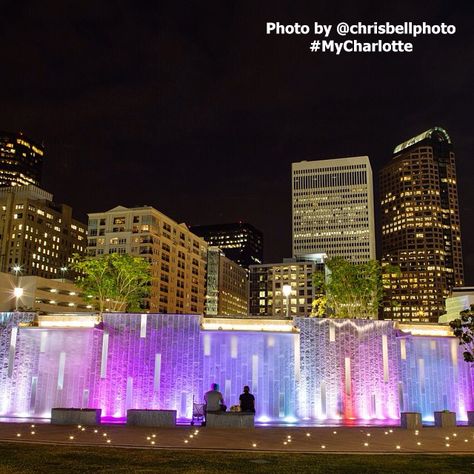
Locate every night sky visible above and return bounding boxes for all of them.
[1,1,473,282]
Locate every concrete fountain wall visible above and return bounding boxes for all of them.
[0,312,472,422]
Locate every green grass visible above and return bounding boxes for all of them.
[0,443,473,473]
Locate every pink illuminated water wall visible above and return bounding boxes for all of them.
[0,312,472,423]
[295,318,401,421]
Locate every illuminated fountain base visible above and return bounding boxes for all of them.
[0,313,472,424]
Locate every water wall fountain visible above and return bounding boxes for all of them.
[0,312,472,423]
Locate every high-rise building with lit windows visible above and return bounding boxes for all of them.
[0,185,87,278]
[380,127,464,323]
[0,132,44,188]
[205,246,248,316]
[249,260,323,318]
[189,222,263,269]
[87,206,208,314]
[292,156,376,263]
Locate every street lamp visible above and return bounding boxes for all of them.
[13,287,23,311]
[60,266,68,281]
[282,284,292,319]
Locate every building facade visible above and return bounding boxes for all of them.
[0,186,87,278]
[190,222,263,268]
[292,156,376,263]
[0,132,44,188]
[438,287,474,324]
[0,271,92,313]
[380,127,464,323]
[249,260,320,317]
[205,247,248,316]
[87,206,208,314]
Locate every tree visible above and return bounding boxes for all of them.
[449,306,474,363]
[71,253,151,315]
[311,257,399,319]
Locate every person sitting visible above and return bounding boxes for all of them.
[204,383,226,413]
[239,385,255,413]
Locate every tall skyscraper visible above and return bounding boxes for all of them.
[189,222,263,268]
[0,132,44,188]
[0,185,87,278]
[292,156,376,263]
[380,127,464,322]
[87,206,208,314]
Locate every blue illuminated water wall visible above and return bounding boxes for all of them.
[201,331,298,422]
[399,335,473,421]
[0,312,35,416]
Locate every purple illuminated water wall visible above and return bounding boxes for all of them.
[88,313,202,419]
[0,312,473,423]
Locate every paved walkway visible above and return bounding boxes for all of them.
[0,423,473,454]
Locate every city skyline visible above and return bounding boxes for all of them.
[0,2,472,283]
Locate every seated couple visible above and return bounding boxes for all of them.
[204,383,255,414]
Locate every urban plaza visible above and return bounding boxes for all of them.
[0,1,473,469]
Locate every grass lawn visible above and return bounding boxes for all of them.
[0,443,473,473]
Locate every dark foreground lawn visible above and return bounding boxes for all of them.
[0,443,473,474]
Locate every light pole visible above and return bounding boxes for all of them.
[60,266,68,281]
[13,287,23,311]
[12,265,21,277]
[282,284,291,319]
[12,265,22,311]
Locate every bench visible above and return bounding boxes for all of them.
[206,412,255,428]
[434,411,456,428]
[400,412,422,430]
[51,408,102,426]
[127,409,177,427]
